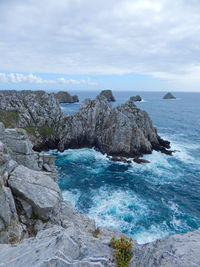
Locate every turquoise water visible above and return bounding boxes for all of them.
[52,92,200,244]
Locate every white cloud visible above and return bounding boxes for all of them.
[0,0,200,89]
[0,73,93,86]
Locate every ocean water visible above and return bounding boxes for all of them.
[52,91,200,244]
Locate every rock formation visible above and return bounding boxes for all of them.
[54,96,171,158]
[130,95,142,102]
[163,92,176,99]
[54,91,79,103]
[0,90,172,161]
[98,89,116,102]
[0,121,200,266]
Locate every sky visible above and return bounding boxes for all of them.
[0,0,200,92]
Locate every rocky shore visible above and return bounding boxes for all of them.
[0,121,200,266]
[0,90,172,162]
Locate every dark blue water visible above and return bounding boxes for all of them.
[52,91,200,243]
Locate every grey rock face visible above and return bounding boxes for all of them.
[8,165,61,221]
[98,90,116,102]
[130,228,200,267]
[0,184,22,244]
[54,91,79,103]
[0,226,116,267]
[163,92,176,99]
[57,96,171,158]
[0,90,63,128]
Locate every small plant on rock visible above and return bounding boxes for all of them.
[93,227,100,238]
[109,236,133,267]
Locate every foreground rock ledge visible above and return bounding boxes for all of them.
[0,122,200,266]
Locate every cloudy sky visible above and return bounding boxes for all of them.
[0,0,200,91]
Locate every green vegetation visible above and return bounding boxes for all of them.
[109,236,133,267]
[30,211,38,220]
[23,125,55,137]
[93,227,100,238]
[0,109,19,128]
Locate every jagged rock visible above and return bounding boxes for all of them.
[130,228,200,267]
[130,95,142,102]
[0,142,22,244]
[98,90,115,102]
[0,91,171,161]
[0,184,22,244]
[57,96,172,158]
[0,90,63,128]
[54,91,79,103]
[163,92,176,99]
[8,165,62,221]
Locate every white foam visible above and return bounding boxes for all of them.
[87,187,149,232]
[62,189,81,207]
[133,225,170,244]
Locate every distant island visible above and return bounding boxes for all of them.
[54,91,79,103]
[163,92,176,99]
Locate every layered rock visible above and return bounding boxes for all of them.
[98,90,116,102]
[163,92,176,99]
[54,91,79,103]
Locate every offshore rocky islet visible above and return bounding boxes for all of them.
[0,90,200,266]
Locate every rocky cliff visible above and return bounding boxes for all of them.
[0,122,200,267]
[0,90,171,162]
[54,91,79,103]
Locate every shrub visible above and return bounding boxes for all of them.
[109,236,133,267]
[93,227,100,238]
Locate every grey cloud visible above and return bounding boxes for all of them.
[0,0,200,83]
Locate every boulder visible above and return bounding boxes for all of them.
[8,165,62,221]
[98,90,115,102]
[163,92,176,99]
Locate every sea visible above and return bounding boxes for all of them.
[50,91,200,244]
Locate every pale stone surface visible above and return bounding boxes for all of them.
[0,226,116,267]
[130,228,200,267]
[8,165,61,220]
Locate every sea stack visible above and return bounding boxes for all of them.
[163,92,176,99]
[98,90,115,102]
[129,95,142,102]
[54,91,79,103]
